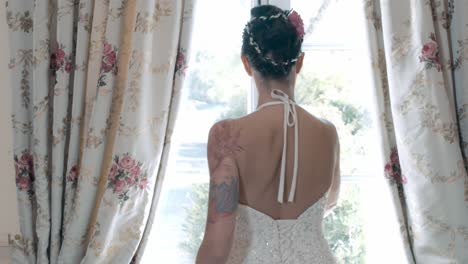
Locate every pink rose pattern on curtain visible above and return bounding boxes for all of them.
[7,0,195,263]
[364,0,468,263]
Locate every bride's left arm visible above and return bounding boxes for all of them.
[325,126,340,217]
[196,121,240,264]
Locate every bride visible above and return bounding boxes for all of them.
[196,5,340,264]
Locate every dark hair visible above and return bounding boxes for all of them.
[241,5,303,79]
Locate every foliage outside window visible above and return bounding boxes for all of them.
[178,46,370,263]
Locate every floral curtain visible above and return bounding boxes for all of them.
[363,0,468,263]
[6,0,195,263]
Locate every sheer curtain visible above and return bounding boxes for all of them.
[7,0,195,263]
[364,0,468,262]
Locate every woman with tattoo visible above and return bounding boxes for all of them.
[196,5,340,264]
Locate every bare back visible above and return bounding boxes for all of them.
[232,105,339,220]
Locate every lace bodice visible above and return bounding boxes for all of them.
[225,195,336,264]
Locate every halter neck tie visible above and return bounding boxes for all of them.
[256,89,299,203]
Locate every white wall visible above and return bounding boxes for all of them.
[0,0,20,250]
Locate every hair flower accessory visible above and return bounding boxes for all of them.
[288,10,305,39]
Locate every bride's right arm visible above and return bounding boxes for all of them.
[196,120,241,264]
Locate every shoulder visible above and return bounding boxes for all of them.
[207,119,243,156]
[319,118,337,135]
[318,118,339,147]
[207,119,243,172]
[208,119,240,141]
[209,118,233,133]
[301,112,338,137]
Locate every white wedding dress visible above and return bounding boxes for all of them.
[225,90,336,264]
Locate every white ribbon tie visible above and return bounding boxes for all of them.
[256,89,299,203]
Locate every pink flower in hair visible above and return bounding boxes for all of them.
[288,10,305,39]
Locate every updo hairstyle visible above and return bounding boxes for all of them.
[241,5,303,79]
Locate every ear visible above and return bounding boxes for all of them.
[295,52,305,74]
[241,55,253,76]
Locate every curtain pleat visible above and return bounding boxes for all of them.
[363,0,468,262]
[7,0,196,263]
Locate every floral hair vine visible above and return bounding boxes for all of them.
[248,9,305,40]
[245,9,305,66]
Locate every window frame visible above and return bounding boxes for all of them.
[145,2,408,263]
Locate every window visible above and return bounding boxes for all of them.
[142,1,407,263]
[141,1,251,262]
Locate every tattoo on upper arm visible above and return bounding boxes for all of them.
[208,121,243,173]
[206,121,243,224]
[209,176,239,220]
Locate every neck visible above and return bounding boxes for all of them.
[254,72,296,107]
